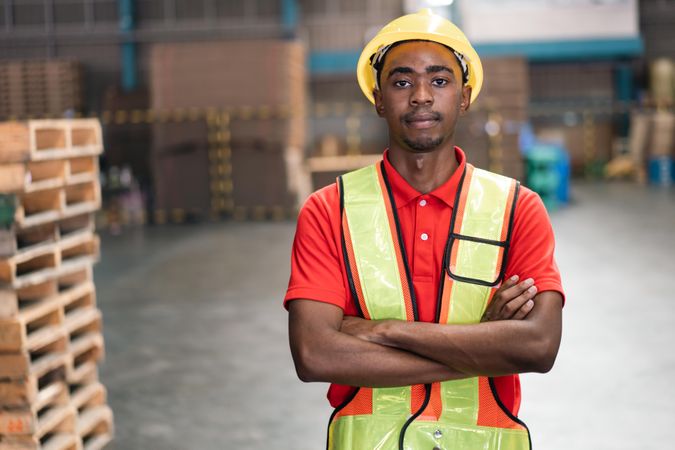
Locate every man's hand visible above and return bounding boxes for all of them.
[481,275,537,322]
[342,275,538,340]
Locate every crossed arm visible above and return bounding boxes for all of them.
[288,276,563,388]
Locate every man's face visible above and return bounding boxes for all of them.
[373,41,472,154]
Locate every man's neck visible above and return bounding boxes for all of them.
[387,145,459,194]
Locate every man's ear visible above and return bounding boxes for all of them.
[373,88,385,117]
[460,85,472,115]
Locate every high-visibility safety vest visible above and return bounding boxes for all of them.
[328,161,531,450]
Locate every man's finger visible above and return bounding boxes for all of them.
[488,275,526,312]
[500,277,535,303]
[499,285,537,319]
[489,275,520,309]
[501,274,519,290]
[512,299,535,320]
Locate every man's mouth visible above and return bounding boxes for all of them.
[404,112,441,130]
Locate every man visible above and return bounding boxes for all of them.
[285,9,564,450]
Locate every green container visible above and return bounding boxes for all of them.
[525,146,561,211]
[0,194,17,229]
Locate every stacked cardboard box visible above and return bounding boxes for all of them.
[530,62,614,101]
[0,61,83,120]
[0,119,113,449]
[149,39,308,218]
[529,61,616,173]
[534,118,614,175]
[458,57,529,180]
[629,109,675,184]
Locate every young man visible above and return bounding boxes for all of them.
[285,9,564,450]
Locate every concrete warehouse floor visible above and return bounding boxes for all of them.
[94,182,675,450]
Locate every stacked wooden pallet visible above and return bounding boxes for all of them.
[0,119,113,450]
[0,61,83,120]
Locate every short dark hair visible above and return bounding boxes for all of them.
[371,39,468,89]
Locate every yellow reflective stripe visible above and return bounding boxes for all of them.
[332,165,414,449]
[403,423,529,450]
[437,168,513,428]
[447,277,491,324]
[448,168,513,322]
[452,168,512,282]
[342,165,408,321]
[460,168,512,240]
[330,414,406,450]
[438,377,479,423]
[372,387,410,416]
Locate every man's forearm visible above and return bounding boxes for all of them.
[294,327,467,387]
[376,320,549,376]
[363,292,563,376]
[289,300,469,387]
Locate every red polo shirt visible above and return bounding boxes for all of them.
[284,147,564,415]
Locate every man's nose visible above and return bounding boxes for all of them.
[410,82,433,106]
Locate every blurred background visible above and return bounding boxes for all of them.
[0,0,673,449]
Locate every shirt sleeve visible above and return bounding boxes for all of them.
[504,187,565,303]
[283,188,348,310]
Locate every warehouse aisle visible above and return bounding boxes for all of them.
[94,182,675,450]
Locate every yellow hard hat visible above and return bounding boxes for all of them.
[357,8,483,104]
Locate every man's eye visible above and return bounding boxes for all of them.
[394,80,411,88]
[432,78,448,87]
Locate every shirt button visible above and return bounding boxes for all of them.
[419,199,427,207]
[420,233,429,241]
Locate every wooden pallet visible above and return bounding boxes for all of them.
[0,432,81,450]
[0,281,96,404]
[0,260,94,318]
[0,244,60,291]
[0,214,95,259]
[0,156,98,195]
[0,362,69,409]
[71,382,113,450]
[0,357,74,436]
[0,282,93,358]
[0,327,69,381]
[62,182,101,220]
[0,232,99,291]
[1,214,95,260]
[0,286,105,443]
[63,287,103,386]
[14,189,64,230]
[0,120,101,164]
[0,296,65,352]
[11,181,101,230]
[0,274,96,347]
[66,329,103,386]
[0,404,78,445]
[0,222,59,260]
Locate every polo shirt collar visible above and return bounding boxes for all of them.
[382,147,467,209]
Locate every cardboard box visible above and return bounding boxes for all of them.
[649,110,674,157]
[534,120,614,173]
[151,122,211,218]
[148,39,309,213]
